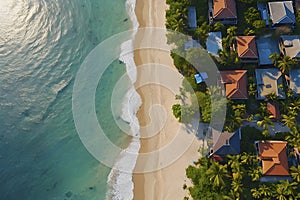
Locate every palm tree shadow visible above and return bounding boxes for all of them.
[184,118,209,140]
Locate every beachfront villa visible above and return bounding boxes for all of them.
[206,32,223,57]
[256,37,280,66]
[220,70,248,99]
[288,69,300,94]
[209,0,237,25]
[279,35,300,61]
[255,69,286,100]
[208,128,241,161]
[255,141,291,182]
[268,1,296,27]
[236,36,258,63]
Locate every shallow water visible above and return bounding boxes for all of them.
[0,0,131,199]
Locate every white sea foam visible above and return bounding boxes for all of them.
[106,0,141,199]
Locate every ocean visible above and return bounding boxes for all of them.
[0,0,139,199]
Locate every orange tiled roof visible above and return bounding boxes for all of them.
[213,0,237,19]
[236,36,258,58]
[220,70,248,99]
[258,141,289,176]
[267,102,281,120]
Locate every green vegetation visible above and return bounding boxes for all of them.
[191,91,212,123]
[255,102,274,137]
[269,53,298,74]
[244,7,265,35]
[194,22,210,47]
[248,76,257,97]
[185,152,300,200]
[172,104,195,123]
[218,26,240,68]
[184,125,300,199]
[165,0,300,198]
[192,0,208,24]
[172,104,182,119]
[224,103,247,132]
[240,126,266,153]
[165,0,191,32]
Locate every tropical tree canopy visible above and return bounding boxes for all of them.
[277,56,297,74]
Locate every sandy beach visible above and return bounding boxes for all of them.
[133,0,204,199]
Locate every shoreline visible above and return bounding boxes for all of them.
[132,0,204,199]
[106,0,141,199]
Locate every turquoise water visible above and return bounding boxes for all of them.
[0,0,131,199]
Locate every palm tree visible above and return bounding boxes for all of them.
[241,152,258,166]
[256,115,274,136]
[251,188,261,199]
[248,166,262,181]
[232,165,244,181]
[240,152,251,165]
[290,165,300,182]
[276,180,297,199]
[206,161,229,188]
[258,102,267,113]
[287,106,298,116]
[248,77,257,96]
[225,103,246,132]
[222,26,237,52]
[285,130,300,147]
[166,1,189,32]
[195,22,210,47]
[232,104,246,115]
[167,17,184,32]
[280,99,292,114]
[244,7,260,24]
[218,49,239,67]
[213,22,225,32]
[252,184,274,199]
[290,97,300,112]
[231,179,243,198]
[227,26,237,38]
[194,157,210,168]
[222,190,236,200]
[266,92,278,101]
[281,114,296,130]
[269,52,280,66]
[277,56,297,74]
[286,88,295,98]
[258,184,273,198]
[256,103,274,136]
[227,155,240,168]
[244,27,255,36]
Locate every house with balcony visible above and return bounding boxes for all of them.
[279,35,300,61]
[256,37,280,66]
[208,128,241,161]
[268,1,296,28]
[255,141,291,182]
[255,69,286,100]
[209,0,237,25]
[236,36,258,63]
[220,70,248,99]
